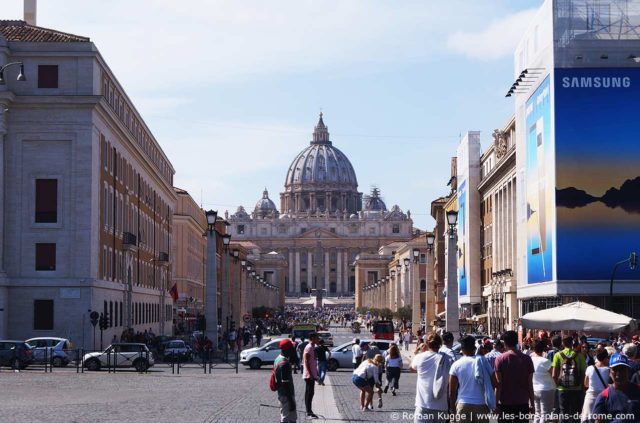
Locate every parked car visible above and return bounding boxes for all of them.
[240,338,288,369]
[0,340,34,369]
[26,337,74,367]
[327,339,392,371]
[83,343,154,372]
[162,340,192,362]
[318,331,334,347]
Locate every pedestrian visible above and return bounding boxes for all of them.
[352,354,384,412]
[384,343,403,396]
[411,333,452,423]
[352,338,362,369]
[303,333,320,419]
[290,336,300,374]
[273,339,297,423]
[552,335,587,423]
[440,331,457,361]
[495,330,535,423]
[485,340,504,371]
[592,353,640,422]
[531,339,556,423]
[367,341,380,360]
[297,336,308,374]
[404,330,413,352]
[255,326,263,347]
[581,348,609,423]
[315,339,330,386]
[449,335,496,423]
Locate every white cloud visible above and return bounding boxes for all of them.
[446,8,538,61]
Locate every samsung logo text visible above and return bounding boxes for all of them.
[561,76,631,88]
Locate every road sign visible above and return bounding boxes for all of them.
[89,311,99,327]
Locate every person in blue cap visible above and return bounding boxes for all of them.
[592,352,640,423]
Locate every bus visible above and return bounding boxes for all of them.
[292,324,317,341]
[372,320,394,340]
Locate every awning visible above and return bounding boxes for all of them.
[472,314,488,320]
[521,301,635,332]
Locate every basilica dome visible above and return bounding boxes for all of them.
[281,114,362,215]
[254,188,278,218]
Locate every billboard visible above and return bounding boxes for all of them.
[458,180,467,296]
[555,68,640,281]
[526,76,554,284]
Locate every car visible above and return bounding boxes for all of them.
[318,331,334,347]
[327,339,392,371]
[0,340,34,369]
[26,337,74,367]
[162,340,192,362]
[240,338,288,369]
[83,343,154,372]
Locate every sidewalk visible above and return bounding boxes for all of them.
[399,342,418,367]
[313,373,343,421]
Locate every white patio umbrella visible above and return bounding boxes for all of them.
[521,301,635,332]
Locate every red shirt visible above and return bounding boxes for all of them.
[495,350,534,406]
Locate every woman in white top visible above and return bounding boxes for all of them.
[531,340,556,423]
[384,344,404,396]
[352,355,383,412]
[581,349,609,423]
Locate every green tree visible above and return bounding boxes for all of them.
[394,306,412,322]
[379,307,394,320]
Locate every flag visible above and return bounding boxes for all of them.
[169,283,178,302]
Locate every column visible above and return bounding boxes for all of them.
[324,251,330,292]
[343,250,349,293]
[336,249,342,295]
[288,250,294,294]
[0,102,8,339]
[426,251,435,328]
[412,262,420,331]
[446,234,460,339]
[295,251,301,294]
[307,251,313,291]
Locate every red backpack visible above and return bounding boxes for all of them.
[269,358,289,391]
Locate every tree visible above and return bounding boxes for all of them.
[379,308,394,320]
[394,306,412,322]
[356,306,369,315]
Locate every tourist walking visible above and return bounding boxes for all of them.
[592,353,640,422]
[411,333,452,423]
[440,331,456,361]
[403,330,412,351]
[384,344,403,396]
[449,335,496,423]
[495,330,535,423]
[552,336,587,423]
[273,339,297,422]
[315,339,330,386]
[581,348,609,423]
[303,333,320,419]
[531,339,556,423]
[352,338,362,369]
[352,354,384,412]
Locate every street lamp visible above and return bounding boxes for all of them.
[445,210,459,339]
[426,233,435,251]
[424,231,436,330]
[204,210,219,352]
[413,248,420,263]
[220,232,232,360]
[232,249,239,263]
[391,270,396,277]
[0,62,26,84]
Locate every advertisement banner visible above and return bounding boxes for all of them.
[458,180,467,296]
[526,76,554,284]
[555,68,640,281]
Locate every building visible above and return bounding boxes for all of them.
[513,0,640,317]
[478,118,517,336]
[0,18,176,345]
[227,114,414,297]
[172,188,206,330]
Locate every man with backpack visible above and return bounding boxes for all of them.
[552,336,586,422]
[271,339,297,422]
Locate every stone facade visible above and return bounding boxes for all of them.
[227,114,414,296]
[0,21,176,344]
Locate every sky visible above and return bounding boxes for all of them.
[4,0,543,229]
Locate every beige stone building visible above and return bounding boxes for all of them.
[227,114,414,296]
[172,188,206,318]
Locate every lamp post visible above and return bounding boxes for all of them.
[221,233,231,358]
[412,248,421,333]
[204,210,219,352]
[0,62,26,85]
[403,257,410,308]
[445,210,460,340]
[425,232,436,330]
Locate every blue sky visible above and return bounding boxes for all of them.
[4,0,543,229]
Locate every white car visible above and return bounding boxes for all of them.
[318,331,334,347]
[240,338,288,369]
[26,337,74,367]
[83,343,154,372]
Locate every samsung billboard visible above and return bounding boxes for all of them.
[554,68,640,281]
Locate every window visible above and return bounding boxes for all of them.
[237,225,245,235]
[35,243,56,271]
[35,179,57,223]
[34,300,54,330]
[260,227,267,236]
[392,224,400,234]
[368,227,376,235]
[38,65,59,89]
[420,280,426,292]
[420,254,426,264]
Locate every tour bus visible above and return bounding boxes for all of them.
[292,324,317,341]
[372,320,394,340]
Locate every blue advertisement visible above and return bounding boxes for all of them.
[526,76,554,284]
[458,180,467,296]
[555,68,640,281]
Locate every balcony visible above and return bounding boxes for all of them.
[122,232,137,251]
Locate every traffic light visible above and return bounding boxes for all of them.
[230,320,236,331]
[99,312,109,331]
[631,252,638,271]
[89,311,99,327]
